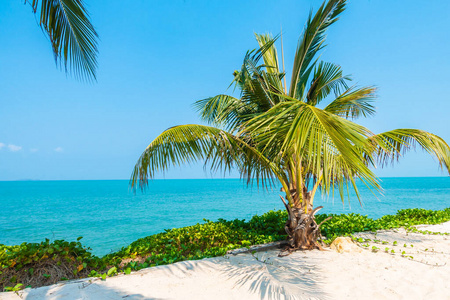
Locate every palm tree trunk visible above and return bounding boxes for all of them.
[280,194,329,251]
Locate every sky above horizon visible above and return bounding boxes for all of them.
[1,0,450,181]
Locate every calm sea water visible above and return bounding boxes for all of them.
[1,178,449,256]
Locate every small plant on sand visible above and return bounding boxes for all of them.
[3,284,22,292]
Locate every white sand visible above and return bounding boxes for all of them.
[3,222,450,300]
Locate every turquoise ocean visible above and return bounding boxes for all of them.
[1,178,449,256]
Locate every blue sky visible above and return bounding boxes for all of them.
[1,0,449,180]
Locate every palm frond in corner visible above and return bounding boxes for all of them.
[27,0,98,81]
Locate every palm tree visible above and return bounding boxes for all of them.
[131,0,450,251]
[26,0,98,81]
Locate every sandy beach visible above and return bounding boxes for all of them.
[2,222,450,300]
[2,0,449,298]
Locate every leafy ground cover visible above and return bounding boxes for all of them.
[2,207,450,291]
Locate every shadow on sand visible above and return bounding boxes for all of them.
[12,277,163,300]
[220,248,330,300]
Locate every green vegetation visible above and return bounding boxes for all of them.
[131,0,450,250]
[104,211,287,269]
[2,207,450,291]
[0,238,106,291]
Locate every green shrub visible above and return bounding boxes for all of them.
[0,238,105,291]
[103,211,287,270]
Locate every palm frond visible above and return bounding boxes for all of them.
[193,95,251,130]
[368,129,450,173]
[324,86,376,119]
[254,33,280,73]
[130,125,284,190]
[28,0,98,81]
[294,58,318,103]
[289,0,346,99]
[243,96,380,198]
[306,61,350,105]
[244,76,275,110]
[233,35,278,88]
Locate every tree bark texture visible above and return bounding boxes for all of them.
[279,195,330,252]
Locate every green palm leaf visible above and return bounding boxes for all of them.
[289,0,346,99]
[193,95,251,130]
[27,0,98,81]
[369,129,450,172]
[306,61,350,105]
[130,124,285,190]
[324,86,377,118]
[243,96,379,196]
[254,33,280,74]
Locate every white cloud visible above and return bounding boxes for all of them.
[30,148,39,153]
[8,144,22,152]
[0,143,4,149]
[54,147,63,152]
